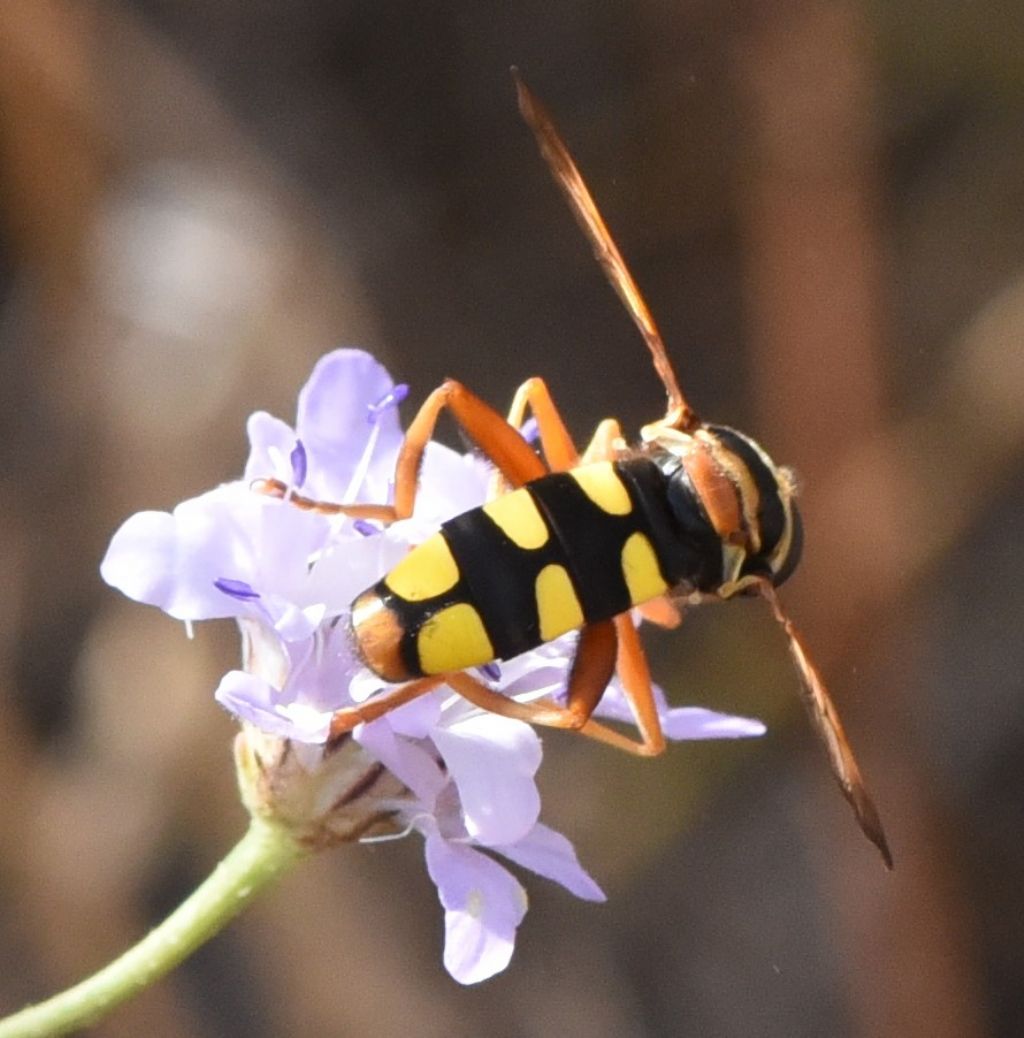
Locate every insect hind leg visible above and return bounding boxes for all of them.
[445,621,618,733]
[442,618,666,757]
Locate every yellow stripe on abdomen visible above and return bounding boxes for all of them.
[621,531,668,607]
[570,462,632,515]
[416,602,495,674]
[535,563,585,642]
[482,487,549,549]
[385,532,460,602]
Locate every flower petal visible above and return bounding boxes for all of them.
[661,706,766,740]
[100,483,330,623]
[295,350,404,500]
[412,443,493,526]
[431,713,542,846]
[215,669,332,742]
[355,719,446,806]
[494,823,606,902]
[425,834,527,985]
[302,534,410,616]
[100,491,250,620]
[593,675,766,740]
[243,411,300,486]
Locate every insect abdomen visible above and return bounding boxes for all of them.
[350,458,706,682]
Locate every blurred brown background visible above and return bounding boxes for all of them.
[1,1,1022,1035]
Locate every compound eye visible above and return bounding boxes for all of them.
[771,502,804,587]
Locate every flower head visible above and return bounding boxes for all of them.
[101,348,764,982]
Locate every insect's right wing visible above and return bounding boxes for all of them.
[759,580,893,869]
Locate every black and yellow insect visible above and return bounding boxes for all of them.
[351,431,798,683]
[259,73,891,868]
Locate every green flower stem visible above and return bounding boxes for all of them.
[0,818,307,1038]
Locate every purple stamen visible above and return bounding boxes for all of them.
[289,440,308,488]
[214,577,261,601]
[481,661,501,682]
[366,383,410,424]
[353,519,378,537]
[519,417,540,445]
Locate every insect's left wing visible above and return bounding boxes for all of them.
[513,69,696,432]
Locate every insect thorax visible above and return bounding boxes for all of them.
[641,422,803,596]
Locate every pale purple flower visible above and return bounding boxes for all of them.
[100,347,765,983]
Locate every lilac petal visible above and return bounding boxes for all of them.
[101,484,330,622]
[102,510,193,614]
[661,707,766,740]
[272,627,365,725]
[518,416,539,444]
[244,411,299,485]
[260,596,323,642]
[101,496,245,621]
[494,823,606,903]
[592,674,765,741]
[385,694,443,740]
[410,443,493,527]
[215,670,332,743]
[346,667,443,735]
[295,350,404,495]
[302,535,410,616]
[355,720,446,806]
[498,654,571,701]
[425,834,527,985]
[431,714,541,846]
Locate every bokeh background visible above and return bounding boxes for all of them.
[2,2,1023,1035]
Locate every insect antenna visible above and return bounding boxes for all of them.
[757,580,893,869]
[513,69,698,432]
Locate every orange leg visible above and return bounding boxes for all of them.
[487,376,579,499]
[442,616,665,757]
[329,677,444,739]
[637,596,684,629]
[581,417,628,464]
[446,620,616,731]
[330,623,617,742]
[504,376,580,472]
[604,614,666,756]
[255,379,546,521]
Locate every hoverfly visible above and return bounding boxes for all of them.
[257,72,892,868]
